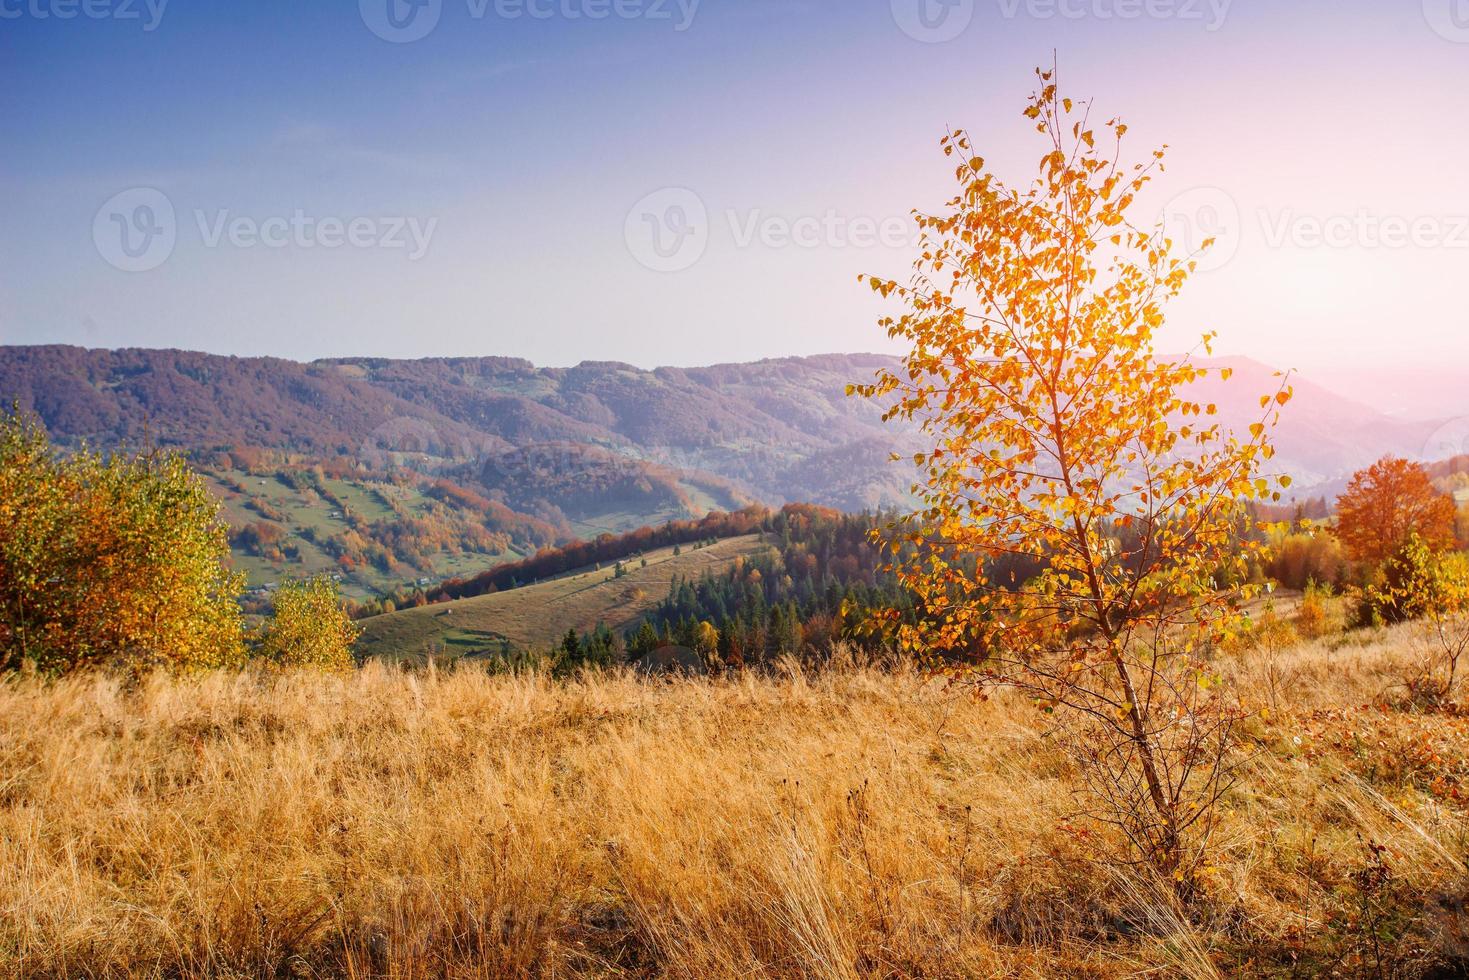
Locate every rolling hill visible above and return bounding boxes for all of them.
[3,345,1459,602]
[4,346,1452,502]
[355,533,772,661]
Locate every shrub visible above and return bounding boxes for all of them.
[1416,550,1469,701]
[1355,537,1469,701]
[1353,535,1454,628]
[0,408,245,674]
[1295,580,1340,639]
[253,577,360,671]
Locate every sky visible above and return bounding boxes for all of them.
[3,0,1469,386]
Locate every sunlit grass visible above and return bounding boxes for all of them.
[3,626,1469,977]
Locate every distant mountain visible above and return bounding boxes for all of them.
[1,346,1456,519]
[0,346,493,458]
[325,352,925,511]
[1184,355,1447,490]
[0,347,922,515]
[1311,365,1469,422]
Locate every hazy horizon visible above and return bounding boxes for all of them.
[8,335,1467,423]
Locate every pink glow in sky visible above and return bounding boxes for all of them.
[3,0,1467,386]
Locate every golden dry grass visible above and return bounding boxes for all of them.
[5,626,1469,978]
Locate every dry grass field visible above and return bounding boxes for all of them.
[6,622,1469,977]
[355,534,770,660]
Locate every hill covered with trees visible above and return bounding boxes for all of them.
[6,345,1460,604]
[3,346,1450,520]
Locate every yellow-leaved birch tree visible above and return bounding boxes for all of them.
[852,67,1291,883]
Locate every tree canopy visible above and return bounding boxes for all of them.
[1335,456,1457,565]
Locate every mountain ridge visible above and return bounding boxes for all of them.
[1,345,1454,512]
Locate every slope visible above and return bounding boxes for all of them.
[355,534,771,661]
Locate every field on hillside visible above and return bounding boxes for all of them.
[204,468,524,601]
[201,462,744,607]
[356,534,772,659]
[7,625,1469,977]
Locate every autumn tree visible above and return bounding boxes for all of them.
[0,407,245,674]
[853,68,1289,882]
[692,620,720,665]
[1357,534,1469,697]
[1335,457,1456,565]
[1413,545,1469,700]
[252,576,360,671]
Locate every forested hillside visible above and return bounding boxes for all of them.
[4,345,1459,601]
[6,346,1447,513]
[0,347,920,513]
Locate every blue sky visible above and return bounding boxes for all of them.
[3,0,1469,376]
